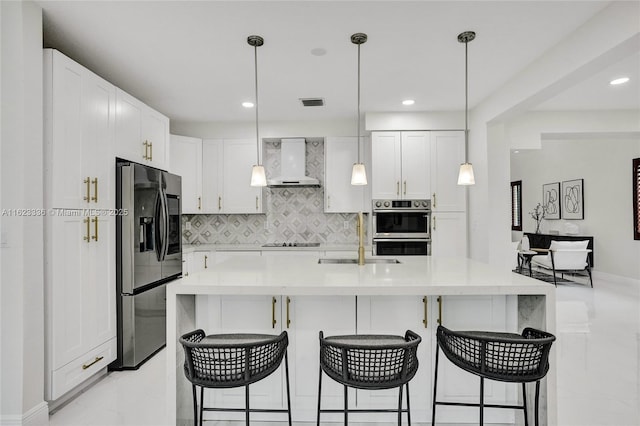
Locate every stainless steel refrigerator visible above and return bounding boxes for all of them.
[111,160,182,370]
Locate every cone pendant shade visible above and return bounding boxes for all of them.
[351,163,368,185]
[250,165,267,187]
[457,162,475,185]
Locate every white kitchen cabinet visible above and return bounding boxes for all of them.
[191,251,213,273]
[115,88,169,169]
[169,135,203,213]
[195,295,285,420]
[433,295,513,424]
[356,296,433,423]
[222,139,263,214]
[431,211,467,257]
[46,214,116,400]
[44,49,115,211]
[197,139,263,214]
[286,296,356,421]
[324,137,365,212]
[431,131,466,212]
[371,131,430,200]
[44,49,117,401]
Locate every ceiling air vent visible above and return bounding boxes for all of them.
[300,98,325,107]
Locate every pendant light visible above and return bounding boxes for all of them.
[457,31,476,186]
[350,33,368,186]
[248,35,267,187]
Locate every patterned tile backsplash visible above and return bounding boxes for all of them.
[182,139,362,246]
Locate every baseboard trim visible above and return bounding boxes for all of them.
[0,401,49,426]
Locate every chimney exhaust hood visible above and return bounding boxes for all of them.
[267,138,321,187]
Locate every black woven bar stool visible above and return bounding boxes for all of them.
[432,325,555,426]
[179,329,291,426]
[317,330,421,425]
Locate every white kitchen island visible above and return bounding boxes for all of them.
[167,254,556,425]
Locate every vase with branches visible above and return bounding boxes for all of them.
[529,203,547,234]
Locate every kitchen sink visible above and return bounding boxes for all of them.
[318,258,401,264]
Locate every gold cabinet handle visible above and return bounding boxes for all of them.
[204,255,208,269]
[83,217,91,242]
[256,196,259,211]
[82,356,104,370]
[91,217,98,241]
[433,216,436,231]
[432,193,437,208]
[149,142,153,161]
[396,181,400,196]
[91,178,98,203]
[218,196,222,211]
[327,195,331,209]
[404,180,407,195]
[83,177,91,202]
[286,297,291,329]
[437,296,443,325]
[143,141,148,160]
[422,296,428,328]
[271,297,277,328]
[198,196,201,210]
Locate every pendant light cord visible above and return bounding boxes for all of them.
[254,44,260,164]
[464,39,469,163]
[357,42,361,164]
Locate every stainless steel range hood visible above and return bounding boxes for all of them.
[267,138,321,187]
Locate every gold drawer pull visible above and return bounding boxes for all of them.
[149,142,153,161]
[83,217,90,242]
[396,181,400,196]
[271,297,277,328]
[204,255,208,269]
[83,177,91,202]
[286,297,291,328]
[92,217,98,241]
[91,178,98,203]
[437,296,443,325]
[422,296,428,328]
[432,193,437,208]
[143,141,149,160]
[198,196,201,210]
[218,196,222,211]
[404,180,407,195]
[82,356,104,370]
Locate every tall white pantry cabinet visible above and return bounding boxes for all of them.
[43,49,171,402]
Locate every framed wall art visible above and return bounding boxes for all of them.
[562,179,584,220]
[542,182,561,219]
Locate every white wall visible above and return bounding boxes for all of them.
[469,1,640,268]
[0,1,47,424]
[511,136,640,280]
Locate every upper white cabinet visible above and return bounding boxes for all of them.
[169,136,263,214]
[430,131,466,212]
[371,131,431,200]
[170,135,203,214]
[44,49,115,210]
[115,88,169,169]
[324,137,365,213]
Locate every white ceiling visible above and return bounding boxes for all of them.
[38,1,638,123]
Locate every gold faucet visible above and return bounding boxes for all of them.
[356,212,365,265]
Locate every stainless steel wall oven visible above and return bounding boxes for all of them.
[372,199,431,256]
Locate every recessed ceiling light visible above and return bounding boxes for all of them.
[514,150,520,154]
[610,77,630,85]
[242,102,254,108]
[402,99,415,106]
[311,48,327,57]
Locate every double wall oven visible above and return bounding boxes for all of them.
[372,199,431,256]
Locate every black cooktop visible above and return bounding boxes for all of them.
[262,242,321,248]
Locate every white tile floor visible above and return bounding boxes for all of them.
[49,273,640,426]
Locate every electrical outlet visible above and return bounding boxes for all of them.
[344,221,349,230]
[185,221,191,231]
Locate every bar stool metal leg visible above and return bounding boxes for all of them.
[199,387,204,426]
[397,383,403,426]
[191,385,198,426]
[522,382,529,426]
[285,352,292,426]
[479,376,484,426]
[406,383,412,426]
[245,385,250,426]
[534,380,541,426]
[343,384,348,426]
[432,346,440,425]
[316,363,322,426]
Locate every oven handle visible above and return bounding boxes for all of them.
[373,238,431,243]
[372,209,431,214]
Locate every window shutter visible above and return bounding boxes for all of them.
[634,158,640,240]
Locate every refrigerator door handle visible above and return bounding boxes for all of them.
[161,189,170,261]
[154,192,164,262]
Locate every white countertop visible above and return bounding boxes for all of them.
[169,254,553,297]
